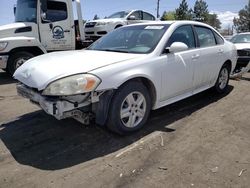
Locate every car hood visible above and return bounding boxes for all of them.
[234,43,250,50]
[14,50,143,90]
[87,18,125,23]
[0,22,36,38]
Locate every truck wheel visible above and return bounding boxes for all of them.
[7,51,34,76]
[107,81,151,135]
[214,64,230,93]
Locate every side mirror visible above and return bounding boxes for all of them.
[41,12,47,20]
[168,42,188,53]
[127,15,136,20]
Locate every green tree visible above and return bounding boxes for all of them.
[193,0,209,22]
[175,0,192,20]
[161,11,176,21]
[233,0,250,32]
[207,13,221,30]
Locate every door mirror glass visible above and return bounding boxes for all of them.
[169,42,188,53]
[41,12,51,23]
[41,12,47,20]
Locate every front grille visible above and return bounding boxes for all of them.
[85,22,96,28]
[237,49,250,57]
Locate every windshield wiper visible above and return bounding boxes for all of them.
[101,49,129,53]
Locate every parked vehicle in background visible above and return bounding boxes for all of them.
[14,21,237,135]
[0,0,88,76]
[230,32,250,73]
[223,35,233,41]
[84,10,156,41]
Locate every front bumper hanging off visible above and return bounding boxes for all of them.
[16,84,92,124]
[231,60,250,79]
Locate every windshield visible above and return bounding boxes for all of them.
[107,11,130,19]
[87,25,169,54]
[15,0,37,23]
[230,34,250,43]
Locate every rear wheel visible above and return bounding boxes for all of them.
[107,81,151,135]
[7,51,34,76]
[214,64,230,93]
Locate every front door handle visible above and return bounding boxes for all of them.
[64,30,71,33]
[218,49,224,54]
[192,54,200,60]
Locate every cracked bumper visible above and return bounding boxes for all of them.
[16,84,91,120]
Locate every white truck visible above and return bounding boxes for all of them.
[0,0,88,75]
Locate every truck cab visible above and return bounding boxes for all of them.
[0,0,85,75]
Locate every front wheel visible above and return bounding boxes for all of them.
[7,51,34,76]
[107,81,151,135]
[214,64,230,93]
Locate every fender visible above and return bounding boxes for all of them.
[0,36,47,54]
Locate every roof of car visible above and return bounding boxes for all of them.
[235,32,250,35]
[126,20,212,27]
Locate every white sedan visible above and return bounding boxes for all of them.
[14,21,237,135]
[84,10,155,41]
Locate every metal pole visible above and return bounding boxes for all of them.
[157,0,160,18]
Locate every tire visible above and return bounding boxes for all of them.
[107,81,151,135]
[7,51,34,76]
[214,64,230,93]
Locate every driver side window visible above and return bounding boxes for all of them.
[167,25,195,49]
[44,1,68,23]
[130,11,142,20]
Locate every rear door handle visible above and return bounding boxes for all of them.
[192,54,200,60]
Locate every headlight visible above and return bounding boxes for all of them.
[42,74,101,96]
[0,42,8,51]
[96,22,108,26]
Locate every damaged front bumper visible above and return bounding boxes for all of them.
[231,49,250,78]
[16,84,93,124]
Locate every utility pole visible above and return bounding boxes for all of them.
[157,0,160,18]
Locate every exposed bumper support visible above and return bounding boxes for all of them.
[16,84,92,123]
[231,61,250,79]
[0,55,9,69]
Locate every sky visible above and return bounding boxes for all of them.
[0,0,248,29]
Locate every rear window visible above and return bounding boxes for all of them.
[214,32,224,45]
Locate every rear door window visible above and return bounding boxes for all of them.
[195,26,216,47]
[142,12,155,20]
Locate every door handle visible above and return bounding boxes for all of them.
[64,30,70,33]
[218,49,224,54]
[192,54,200,59]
